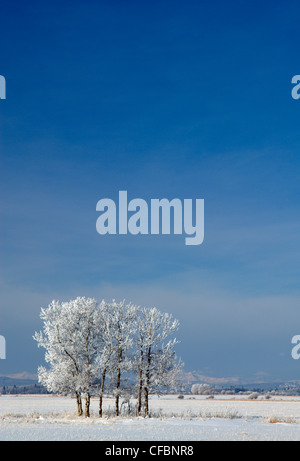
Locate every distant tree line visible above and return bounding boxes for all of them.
[33,297,182,417]
[190,382,300,397]
[0,384,49,395]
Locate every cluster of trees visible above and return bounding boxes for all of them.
[191,383,214,395]
[34,297,182,417]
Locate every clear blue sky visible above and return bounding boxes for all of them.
[0,0,300,382]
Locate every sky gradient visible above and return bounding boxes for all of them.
[0,0,300,383]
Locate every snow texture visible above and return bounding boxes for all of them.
[1,394,300,441]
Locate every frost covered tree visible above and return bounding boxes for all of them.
[104,300,139,416]
[33,297,101,417]
[135,307,182,416]
[95,300,115,417]
[191,383,213,395]
[34,296,183,419]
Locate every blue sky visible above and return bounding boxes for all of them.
[0,0,300,382]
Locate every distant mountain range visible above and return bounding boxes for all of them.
[1,370,243,388]
[0,371,38,387]
[182,370,242,386]
[1,369,299,390]
[179,369,300,389]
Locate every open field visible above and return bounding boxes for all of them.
[1,394,300,441]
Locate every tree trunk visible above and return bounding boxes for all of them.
[85,393,90,418]
[144,387,149,416]
[137,346,144,416]
[115,349,122,416]
[99,367,107,417]
[144,346,151,416]
[84,322,91,418]
[76,392,83,416]
[115,393,119,416]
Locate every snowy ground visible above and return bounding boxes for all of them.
[1,394,300,441]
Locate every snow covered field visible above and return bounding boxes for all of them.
[1,394,300,441]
